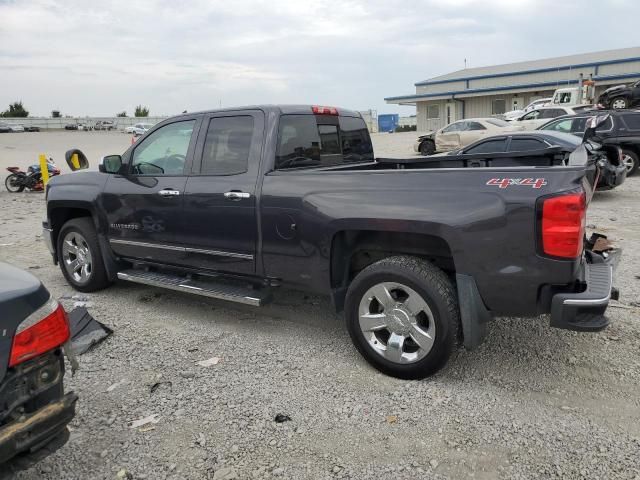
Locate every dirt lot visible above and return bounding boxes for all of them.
[1,131,639,480]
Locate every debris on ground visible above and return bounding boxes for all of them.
[150,381,172,394]
[67,307,113,354]
[196,356,221,367]
[274,414,291,423]
[130,414,161,429]
[385,415,398,424]
[106,379,128,392]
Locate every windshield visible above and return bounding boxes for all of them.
[486,118,510,127]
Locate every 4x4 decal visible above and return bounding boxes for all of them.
[486,178,547,189]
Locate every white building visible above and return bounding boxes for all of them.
[385,47,640,132]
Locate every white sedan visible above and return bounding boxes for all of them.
[7,124,25,132]
[511,106,587,130]
[132,123,153,136]
[414,118,524,155]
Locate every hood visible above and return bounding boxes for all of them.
[503,110,523,120]
[417,131,435,140]
[601,84,627,96]
[503,125,526,132]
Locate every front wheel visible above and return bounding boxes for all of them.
[345,256,459,379]
[622,149,639,176]
[611,98,628,109]
[5,173,25,193]
[419,140,435,156]
[57,218,111,292]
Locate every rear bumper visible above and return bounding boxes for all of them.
[0,392,77,464]
[550,249,621,331]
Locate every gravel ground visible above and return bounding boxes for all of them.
[1,131,639,479]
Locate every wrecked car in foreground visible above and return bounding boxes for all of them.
[0,262,77,471]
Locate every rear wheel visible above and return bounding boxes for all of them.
[57,218,111,292]
[4,173,25,193]
[345,256,459,379]
[611,98,628,109]
[419,140,435,156]
[622,150,639,176]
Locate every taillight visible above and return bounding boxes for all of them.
[9,297,70,367]
[541,191,586,258]
[311,105,338,115]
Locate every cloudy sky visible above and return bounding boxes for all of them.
[0,0,638,117]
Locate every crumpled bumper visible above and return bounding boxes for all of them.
[0,392,77,465]
[550,248,621,332]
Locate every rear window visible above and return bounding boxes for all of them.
[275,115,373,170]
[622,113,640,130]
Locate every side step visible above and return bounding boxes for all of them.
[117,269,270,306]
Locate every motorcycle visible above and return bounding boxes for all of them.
[5,158,61,193]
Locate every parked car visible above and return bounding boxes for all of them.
[94,121,116,131]
[597,80,640,110]
[414,118,524,155]
[449,129,626,190]
[0,262,77,471]
[6,124,25,132]
[77,123,93,131]
[42,105,619,379]
[538,109,640,175]
[512,106,583,130]
[503,97,552,121]
[23,125,40,132]
[132,123,153,136]
[124,125,136,134]
[0,122,12,133]
[64,124,78,130]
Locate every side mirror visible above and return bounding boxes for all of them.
[65,149,89,171]
[99,155,123,174]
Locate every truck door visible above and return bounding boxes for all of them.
[180,110,264,274]
[101,117,200,264]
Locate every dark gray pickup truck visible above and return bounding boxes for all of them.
[43,105,619,379]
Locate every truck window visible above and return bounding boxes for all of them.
[201,116,254,175]
[131,120,195,175]
[275,115,373,170]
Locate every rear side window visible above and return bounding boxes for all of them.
[510,138,546,151]
[201,116,254,175]
[466,121,486,131]
[464,138,507,154]
[275,115,373,170]
[622,113,640,130]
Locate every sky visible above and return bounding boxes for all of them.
[0,0,638,118]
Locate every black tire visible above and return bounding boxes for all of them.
[5,173,25,193]
[419,140,435,156]
[57,217,111,292]
[345,255,459,379]
[622,149,639,176]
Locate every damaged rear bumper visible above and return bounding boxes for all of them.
[550,248,621,332]
[0,392,77,464]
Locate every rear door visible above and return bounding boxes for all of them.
[180,110,264,274]
[102,117,200,264]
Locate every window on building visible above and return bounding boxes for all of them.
[491,99,506,115]
[426,105,440,119]
[201,116,253,175]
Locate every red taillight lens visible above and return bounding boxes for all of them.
[9,298,70,367]
[311,105,338,115]
[541,192,586,258]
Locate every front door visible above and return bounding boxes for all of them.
[102,117,200,265]
[180,110,264,275]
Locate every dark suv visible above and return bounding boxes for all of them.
[597,81,640,110]
[538,110,640,175]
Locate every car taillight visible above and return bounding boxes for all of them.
[541,191,586,258]
[312,105,339,115]
[9,297,70,367]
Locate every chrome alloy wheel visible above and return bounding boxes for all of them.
[358,282,436,364]
[612,98,627,109]
[622,153,635,173]
[62,231,93,284]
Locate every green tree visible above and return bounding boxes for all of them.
[134,105,149,117]
[1,101,28,117]
[116,111,127,117]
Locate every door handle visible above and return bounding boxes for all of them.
[224,191,250,200]
[158,188,181,196]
